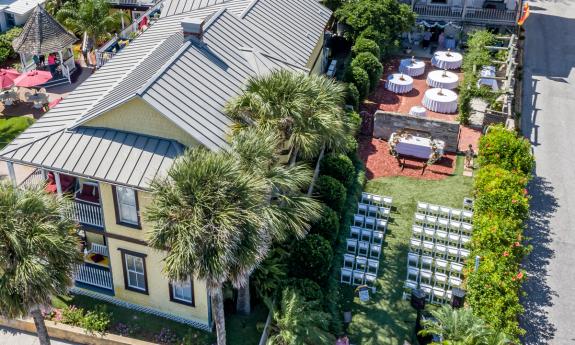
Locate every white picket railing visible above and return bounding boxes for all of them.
[90,243,109,257]
[74,264,113,290]
[19,169,45,189]
[413,4,517,24]
[70,200,105,228]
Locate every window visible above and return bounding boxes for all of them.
[122,252,147,293]
[114,186,140,227]
[170,280,194,306]
[5,13,15,29]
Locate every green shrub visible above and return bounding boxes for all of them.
[310,204,340,244]
[320,153,355,188]
[289,234,333,283]
[352,37,380,58]
[345,110,361,135]
[252,247,289,298]
[345,66,370,101]
[288,278,324,302]
[344,83,360,110]
[81,305,111,336]
[478,125,534,175]
[351,52,382,92]
[61,305,84,327]
[0,27,23,64]
[343,135,359,155]
[314,175,347,213]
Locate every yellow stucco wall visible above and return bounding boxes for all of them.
[97,183,210,325]
[83,98,199,148]
[307,33,327,75]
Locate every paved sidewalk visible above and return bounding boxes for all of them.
[0,327,79,345]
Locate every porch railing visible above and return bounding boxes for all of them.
[89,243,109,257]
[19,169,45,189]
[413,4,518,24]
[74,264,113,290]
[107,0,156,5]
[69,200,105,228]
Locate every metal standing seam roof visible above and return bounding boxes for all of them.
[0,0,45,16]
[161,0,231,18]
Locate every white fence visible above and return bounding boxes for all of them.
[74,264,113,290]
[413,4,517,24]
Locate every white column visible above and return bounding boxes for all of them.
[54,172,63,196]
[7,161,17,187]
[41,168,47,180]
[462,0,468,18]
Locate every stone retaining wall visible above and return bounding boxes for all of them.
[373,111,460,152]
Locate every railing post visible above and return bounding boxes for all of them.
[462,0,468,19]
[6,161,17,187]
[54,172,63,196]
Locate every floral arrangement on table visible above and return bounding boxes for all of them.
[388,131,411,157]
[426,139,443,165]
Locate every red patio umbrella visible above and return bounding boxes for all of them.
[14,70,53,88]
[48,97,63,109]
[0,68,20,89]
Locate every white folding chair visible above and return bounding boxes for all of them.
[425,215,438,227]
[435,259,449,274]
[449,276,462,288]
[372,230,384,245]
[450,209,462,221]
[446,289,453,302]
[412,225,423,238]
[369,244,382,259]
[358,241,370,256]
[410,238,422,253]
[415,213,426,226]
[350,226,361,239]
[432,287,446,304]
[417,201,429,214]
[382,196,393,208]
[459,248,470,260]
[461,222,473,234]
[407,252,419,268]
[448,233,460,246]
[371,195,384,207]
[352,270,365,285]
[462,210,473,223]
[447,246,459,261]
[365,216,376,230]
[420,283,433,300]
[353,214,365,227]
[434,272,448,288]
[361,192,372,204]
[404,280,417,291]
[357,203,369,215]
[450,262,464,276]
[437,218,449,230]
[423,227,435,241]
[463,197,474,210]
[422,241,434,256]
[428,204,439,216]
[449,220,461,233]
[340,268,352,284]
[376,219,387,232]
[343,254,355,269]
[460,235,471,246]
[367,259,379,275]
[346,239,358,254]
[407,267,419,285]
[367,205,379,218]
[421,255,433,270]
[435,229,448,244]
[419,269,433,285]
[439,206,451,219]
[434,244,447,259]
[355,256,367,272]
[377,207,391,219]
[360,228,373,242]
[365,273,377,288]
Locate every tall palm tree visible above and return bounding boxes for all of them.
[0,182,81,345]
[230,128,322,314]
[56,0,128,52]
[267,287,334,345]
[225,70,350,193]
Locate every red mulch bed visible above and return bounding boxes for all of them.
[359,136,457,181]
[458,126,482,152]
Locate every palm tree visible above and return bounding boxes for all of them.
[267,287,334,345]
[230,128,322,314]
[0,182,81,345]
[225,70,351,194]
[56,0,128,52]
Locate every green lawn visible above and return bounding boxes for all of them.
[339,156,474,345]
[52,294,267,344]
[0,117,34,149]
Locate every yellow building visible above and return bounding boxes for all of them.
[1,0,332,332]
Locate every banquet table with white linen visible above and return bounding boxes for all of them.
[477,66,499,91]
[389,133,445,159]
[422,88,458,113]
[409,106,427,117]
[386,73,414,94]
[399,58,426,77]
[431,51,463,70]
[426,70,459,89]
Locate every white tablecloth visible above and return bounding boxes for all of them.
[422,88,458,113]
[431,51,463,70]
[427,70,459,89]
[478,66,499,91]
[409,106,427,117]
[386,73,414,94]
[389,133,445,159]
[399,59,426,77]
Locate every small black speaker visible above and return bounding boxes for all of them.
[451,288,466,309]
[411,288,427,311]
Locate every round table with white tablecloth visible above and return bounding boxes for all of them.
[386,73,413,94]
[399,58,426,77]
[409,106,427,117]
[426,70,459,89]
[422,88,458,113]
[431,51,463,70]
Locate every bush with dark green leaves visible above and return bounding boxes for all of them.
[314,175,347,213]
[478,125,534,175]
[351,52,383,92]
[310,204,340,244]
[352,37,381,58]
[287,278,324,302]
[0,27,23,65]
[345,66,370,101]
[345,110,361,135]
[289,234,333,283]
[344,83,360,110]
[320,153,355,188]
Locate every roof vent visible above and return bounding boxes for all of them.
[181,17,204,41]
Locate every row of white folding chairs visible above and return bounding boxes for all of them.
[357,203,391,219]
[409,238,470,262]
[353,214,387,231]
[414,214,473,234]
[361,192,392,208]
[341,268,377,286]
[463,197,474,210]
[412,225,471,247]
[406,267,463,290]
[343,254,379,275]
[350,226,384,245]
[404,280,454,305]
[416,202,473,223]
[346,238,382,259]
[407,252,464,278]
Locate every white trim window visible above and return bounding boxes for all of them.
[125,254,146,291]
[172,280,193,304]
[116,186,138,225]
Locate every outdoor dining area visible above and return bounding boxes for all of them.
[0,68,54,111]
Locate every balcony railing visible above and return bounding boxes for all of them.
[67,199,105,228]
[74,264,113,290]
[107,0,156,5]
[413,4,518,24]
[19,168,45,189]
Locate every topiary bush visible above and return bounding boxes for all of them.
[351,52,383,92]
[0,27,23,65]
[320,153,355,188]
[288,234,333,283]
[345,110,361,135]
[344,83,360,110]
[352,37,381,58]
[315,175,347,213]
[478,125,534,175]
[310,204,340,244]
[287,278,324,302]
[345,66,370,101]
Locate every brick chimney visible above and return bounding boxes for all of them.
[181,17,204,41]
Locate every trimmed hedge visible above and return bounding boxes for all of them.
[352,37,381,58]
[289,234,334,283]
[310,204,340,245]
[287,278,324,302]
[344,83,360,110]
[345,66,370,101]
[315,175,347,214]
[320,153,356,188]
[351,52,383,92]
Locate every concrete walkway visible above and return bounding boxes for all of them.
[520,1,575,344]
[0,327,78,345]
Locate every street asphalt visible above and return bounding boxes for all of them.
[0,327,79,345]
[520,0,575,344]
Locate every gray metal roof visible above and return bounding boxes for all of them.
[2,127,183,189]
[1,0,45,16]
[161,0,231,18]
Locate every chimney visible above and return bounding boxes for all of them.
[181,17,204,41]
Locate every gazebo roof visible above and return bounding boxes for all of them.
[12,5,77,55]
